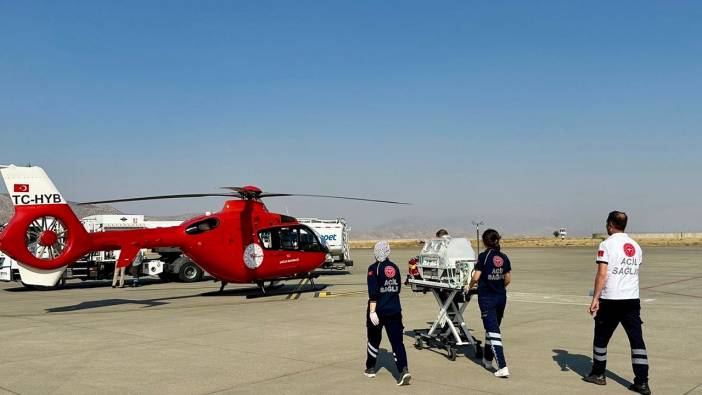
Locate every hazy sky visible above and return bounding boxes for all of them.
[1,1,700,236]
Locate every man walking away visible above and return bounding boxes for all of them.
[584,211,651,395]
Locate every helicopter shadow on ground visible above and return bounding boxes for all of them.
[45,294,197,312]
[313,269,351,276]
[552,349,631,388]
[202,283,328,299]
[3,277,165,292]
[44,282,332,313]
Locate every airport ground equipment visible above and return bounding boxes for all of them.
[0,250,19,283]
[409,237,483,361]
[553,227,568,239]
[0,165,406,289]
[0,215,208,288]
[80,215,208,283]
[297,218,353,270]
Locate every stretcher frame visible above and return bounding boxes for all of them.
[409,279,482,361]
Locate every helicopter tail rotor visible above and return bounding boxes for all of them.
[0,165,93,286]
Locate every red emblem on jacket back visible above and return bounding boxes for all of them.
[493,256,504,268]
[384,265,396,278]
[623,243,636,257]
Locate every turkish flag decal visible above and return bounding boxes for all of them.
[13,184,29,193]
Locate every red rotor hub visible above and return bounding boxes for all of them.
[39,230,58,247]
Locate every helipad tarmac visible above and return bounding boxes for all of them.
[0,247,700,394]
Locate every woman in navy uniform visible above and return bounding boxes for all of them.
[469,229,512,378]
[364,241,411,386]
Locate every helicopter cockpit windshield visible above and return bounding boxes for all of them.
[257,225,328,253]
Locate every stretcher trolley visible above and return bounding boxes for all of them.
[408,237,483,361]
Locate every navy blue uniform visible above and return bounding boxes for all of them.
[366,260,408,372]
[475,249,512,369]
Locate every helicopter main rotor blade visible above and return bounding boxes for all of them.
[258,193,410,205]
[78,193,240,205]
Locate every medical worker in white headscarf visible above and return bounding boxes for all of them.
[364,241,411,386]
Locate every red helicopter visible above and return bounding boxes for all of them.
[0,165,407,290]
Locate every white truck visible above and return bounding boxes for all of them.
[0,250,19,283]
[79,215,208,283]
[297,218,353,270]
[553,227,568,239]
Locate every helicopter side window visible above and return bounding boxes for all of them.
[185,218,219,235]
[298,227,323,252]
[279,227,299,250]
[259,231,273,249]
[257,226,323,252]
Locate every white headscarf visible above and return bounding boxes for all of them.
[374,241,391,262]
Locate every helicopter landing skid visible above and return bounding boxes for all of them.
[217,273,320,294]
[246,274,323,299]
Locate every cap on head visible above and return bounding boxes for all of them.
[435,229,449,237]
[374,241,391,262]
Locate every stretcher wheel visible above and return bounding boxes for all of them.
[447,348,457,361]
[414,337,423,350]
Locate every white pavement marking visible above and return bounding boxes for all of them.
[508,291,591,305]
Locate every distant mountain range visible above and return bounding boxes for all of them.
[0,193,579,238]
[0,194,202,224]
[348,214,582,239]
[0,193,123,224]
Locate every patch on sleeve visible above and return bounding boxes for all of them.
[598,250,605,257]
[368,271,374,276]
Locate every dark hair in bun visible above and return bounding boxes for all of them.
[482,228,501,251]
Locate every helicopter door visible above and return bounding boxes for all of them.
[256,227,298,270]
[257,225,325,271]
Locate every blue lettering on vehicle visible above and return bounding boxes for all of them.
[320,234,337,242]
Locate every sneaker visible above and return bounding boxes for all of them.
[494,367,510,378]
[483,358,495,370]
[396,368,411,386]
[582,374,606,385]
[629,382,651,395]
[363,368,376,378]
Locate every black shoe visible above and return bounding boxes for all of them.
[629,382,651,395]
[396,368,411,386]
[363,368,376,378]
[583,374,606,385]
